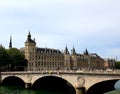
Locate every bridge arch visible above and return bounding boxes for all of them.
[32,75,76,94]
[86,79,120,94]
[2,76,25,88]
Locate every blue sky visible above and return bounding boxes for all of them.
[0,0,120,60]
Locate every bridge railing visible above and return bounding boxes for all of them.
[1,69,120,75]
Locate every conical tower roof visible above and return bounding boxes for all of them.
[64,45,69,54]
[25,31,36,44]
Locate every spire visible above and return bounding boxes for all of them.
[28,30,31,39]
[71,46,76,55]
[25,30,36,44]
[84,48,89,55]
[9,36,12,49]
[64,45,69,54]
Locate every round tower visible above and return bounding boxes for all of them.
[64,46,71,70]
[25,32,36,71]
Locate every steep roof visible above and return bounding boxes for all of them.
[36,47,62,54]
[25,32,36,44]
[25,38,36,44]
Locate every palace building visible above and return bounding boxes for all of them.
[20,32,113,71]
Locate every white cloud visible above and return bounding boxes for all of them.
[0,0,120,60]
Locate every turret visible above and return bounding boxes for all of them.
[71,46,76,55]
[28,32,31,39]
[25,31,36,60]
[84,49,89,55]
[71,46,77,70]
[64,46,69,55]
[25,31,36,45]
[64,45,71,70]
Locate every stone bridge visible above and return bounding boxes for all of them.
[1,70,120,94]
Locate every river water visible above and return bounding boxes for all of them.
[0,86,65,94]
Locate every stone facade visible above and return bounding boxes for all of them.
[21,32,109,71]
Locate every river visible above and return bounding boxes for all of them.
[0,86,66,94]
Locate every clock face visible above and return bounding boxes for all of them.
[86,79,120,94]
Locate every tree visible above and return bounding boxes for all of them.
[115,61,120,69]
[7,48,26,71]
[0,45,10,71]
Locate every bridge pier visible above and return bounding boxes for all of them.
[75,87,86,94]
[25,83,32,89]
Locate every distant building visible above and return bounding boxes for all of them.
[104,58,115,69]
[20,32,113,71]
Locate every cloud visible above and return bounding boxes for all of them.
[0,0,120,60]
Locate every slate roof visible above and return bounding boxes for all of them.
[36,47,62,54]
[25,38,36,44]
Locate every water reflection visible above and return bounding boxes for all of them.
[0,86,65,94]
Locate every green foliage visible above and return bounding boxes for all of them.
[115,61,120,69]
[0,45,10,67]
[7,48,25,64]
[7,48,27,70]
[0,45,27,71]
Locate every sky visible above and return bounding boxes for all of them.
[0,0,120,60]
